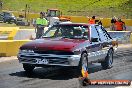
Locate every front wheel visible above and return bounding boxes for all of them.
[78,53,89,77]
[101,49,113,69]
[70,53,89,78]
[23,64,35,72]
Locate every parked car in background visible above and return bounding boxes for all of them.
[16,18,30,26]
[18,23,118,74]
[0,12,16,23]
[0,13,3,22]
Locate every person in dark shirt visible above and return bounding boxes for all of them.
[111,18,116,23]
[110,16,117,31]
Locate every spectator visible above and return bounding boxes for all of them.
[114,18,126,31]
[110,16,117,31]
[35,12,48,39]
[89,16,96,24]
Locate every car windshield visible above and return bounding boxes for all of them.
[42,25,89,39]
[4,12,11,16]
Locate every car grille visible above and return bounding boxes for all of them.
[34,50,74,55]
[18,50,73,65]
[19,57,69,65]
[19,58,37,63]
[49,58,69,64]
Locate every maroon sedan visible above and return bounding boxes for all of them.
[18,23,117,73]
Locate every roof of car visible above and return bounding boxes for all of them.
[57,22,99,26]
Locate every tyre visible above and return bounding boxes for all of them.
[3,19,6,23]
[8,21,11,24]
[13,20,17,24]
[7,19,12,24]
[101,49,113,69]
[67,53,88,77]
[75,53,89,77]
[23,64,35,72]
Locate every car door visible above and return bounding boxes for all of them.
[95,25,112,60]
[88,25,102,62]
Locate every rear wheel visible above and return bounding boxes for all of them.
[101,49,113,69]
[23,64,35,72]
[3,20,6,23]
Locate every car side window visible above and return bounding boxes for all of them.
[101,27,112,39]
[91,26,100,41]
[96,26,110,41]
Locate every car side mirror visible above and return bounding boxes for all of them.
[91,38,98,42]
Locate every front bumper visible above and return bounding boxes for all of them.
[18,53,81,66]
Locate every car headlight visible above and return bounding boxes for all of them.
[68,55,81,60]
[19,50,34,53]
[73,48,81,55]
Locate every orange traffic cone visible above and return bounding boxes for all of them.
[81,67,89,78]
[79,66,91,86]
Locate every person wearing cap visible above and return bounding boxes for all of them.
[114,18,126,31]
[35,12,48,39]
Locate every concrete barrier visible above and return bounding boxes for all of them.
[0,27,18,40]
[0,40,31,56]
[0,27,36,40]
[108,31,131,44]
[11,11,132,27]
[0,27,49,40]
[130,33,132,43]
[61,16,132,27]
[14,29,35,40]
[14,27,48,40]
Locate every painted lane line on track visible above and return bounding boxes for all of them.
[0,56,17,63]
[117,44,132,49]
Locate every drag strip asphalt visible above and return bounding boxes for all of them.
[0,46,132,88]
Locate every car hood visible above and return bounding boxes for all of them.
[20,38,87,51]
